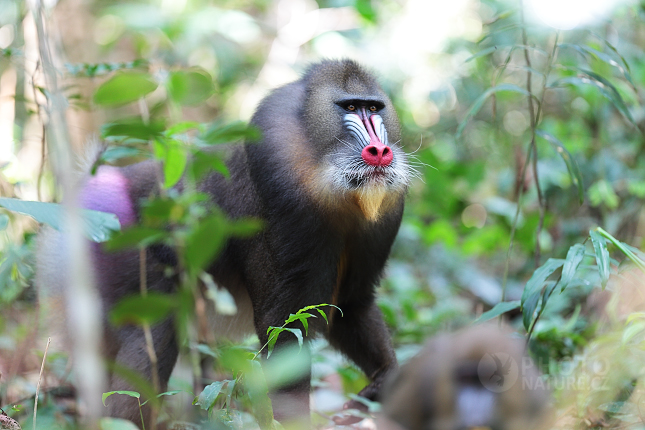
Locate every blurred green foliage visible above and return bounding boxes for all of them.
[1,0,645,428]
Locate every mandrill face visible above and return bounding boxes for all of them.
[300,61,410,221]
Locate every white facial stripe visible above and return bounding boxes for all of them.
[371,114,388,144]
[343,114,370,146]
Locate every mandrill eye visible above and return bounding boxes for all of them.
[370,106,377,112]
[347,104,355,111]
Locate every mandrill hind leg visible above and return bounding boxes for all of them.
[328,301,397,404]
[105,318,179,429]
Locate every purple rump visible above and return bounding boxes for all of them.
[80,166,137,227]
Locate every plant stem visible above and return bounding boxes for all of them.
[139,248,159,430]
[33,337,51,430]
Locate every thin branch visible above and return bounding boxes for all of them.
[500,10,561,312]
[33,337,51,430]
[518,0,544,269]
[139,247,159,430]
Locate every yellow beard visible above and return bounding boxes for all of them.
[353,185,387,221]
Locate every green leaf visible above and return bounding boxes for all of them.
[247,360,274,429]
[163,141,187,189]
[355,0,377,23]
[596,228,645,274]
[559,43,635,88]
[196,381,225,411]
[228,217,263,236]
[474,300,520,323]
[263,344,311,390]
[589,229,610,289]
[316,308,329,324]
[200,121,261,145]
[550,72,635,126]
[99,417,141,430]
[141,390,184,406]
[105,226,167,251]
[298,314,309,335]
[536,130,584,204]
[457,84,531,139]
[283,328,304,349]
[589,180,619,209]
[184,214,228,274]
[190,151,230,180]
[94,72,158,106]
[465,46,499,62]
[0,198,120,242]
[165,121,202,136]
[476,24,519,44]
[102,390,140,407]
[560,243,586,292]
[101,117,166,141]
[521,258,565,331]
[224,378,235,408]
[110,292,176,326]
[589,31,632,76]
[266,327,283,357]
[168,69,214,106]
[538,281,558,318]
[100,146,147,164]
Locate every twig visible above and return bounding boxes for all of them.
[518,0,544,269]
[139,248,159,430]
[33,337,51,430]
[28,60,46,202]
[500,9,560,318]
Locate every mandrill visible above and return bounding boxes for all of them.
[379,326,553,430]
[37,59,411,427]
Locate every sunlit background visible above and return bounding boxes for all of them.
[2,0,645,427]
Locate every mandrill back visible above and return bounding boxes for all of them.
[37,59,410,428]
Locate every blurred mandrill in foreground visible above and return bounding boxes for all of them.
[380,326,553,430]
[37,60,411,428]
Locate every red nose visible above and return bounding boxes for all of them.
[361,144,393,166]
[358,107,393,167]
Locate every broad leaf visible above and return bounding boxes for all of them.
[196,381,226,411]
[141,390,183,406]
[201,121,261,145]
[0,197,120,242]
[105,226,167,251]
[101,117,165,141]
[102,390,140,406]
[99,418,140,430]
[94,72,157,106]
[163,141,187,189]
[560,243,586,292]
[168,69,214,106]
[521,258,565,331]
[184,214,228,274]
[474,300,521,323]
[110,292,176,326]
